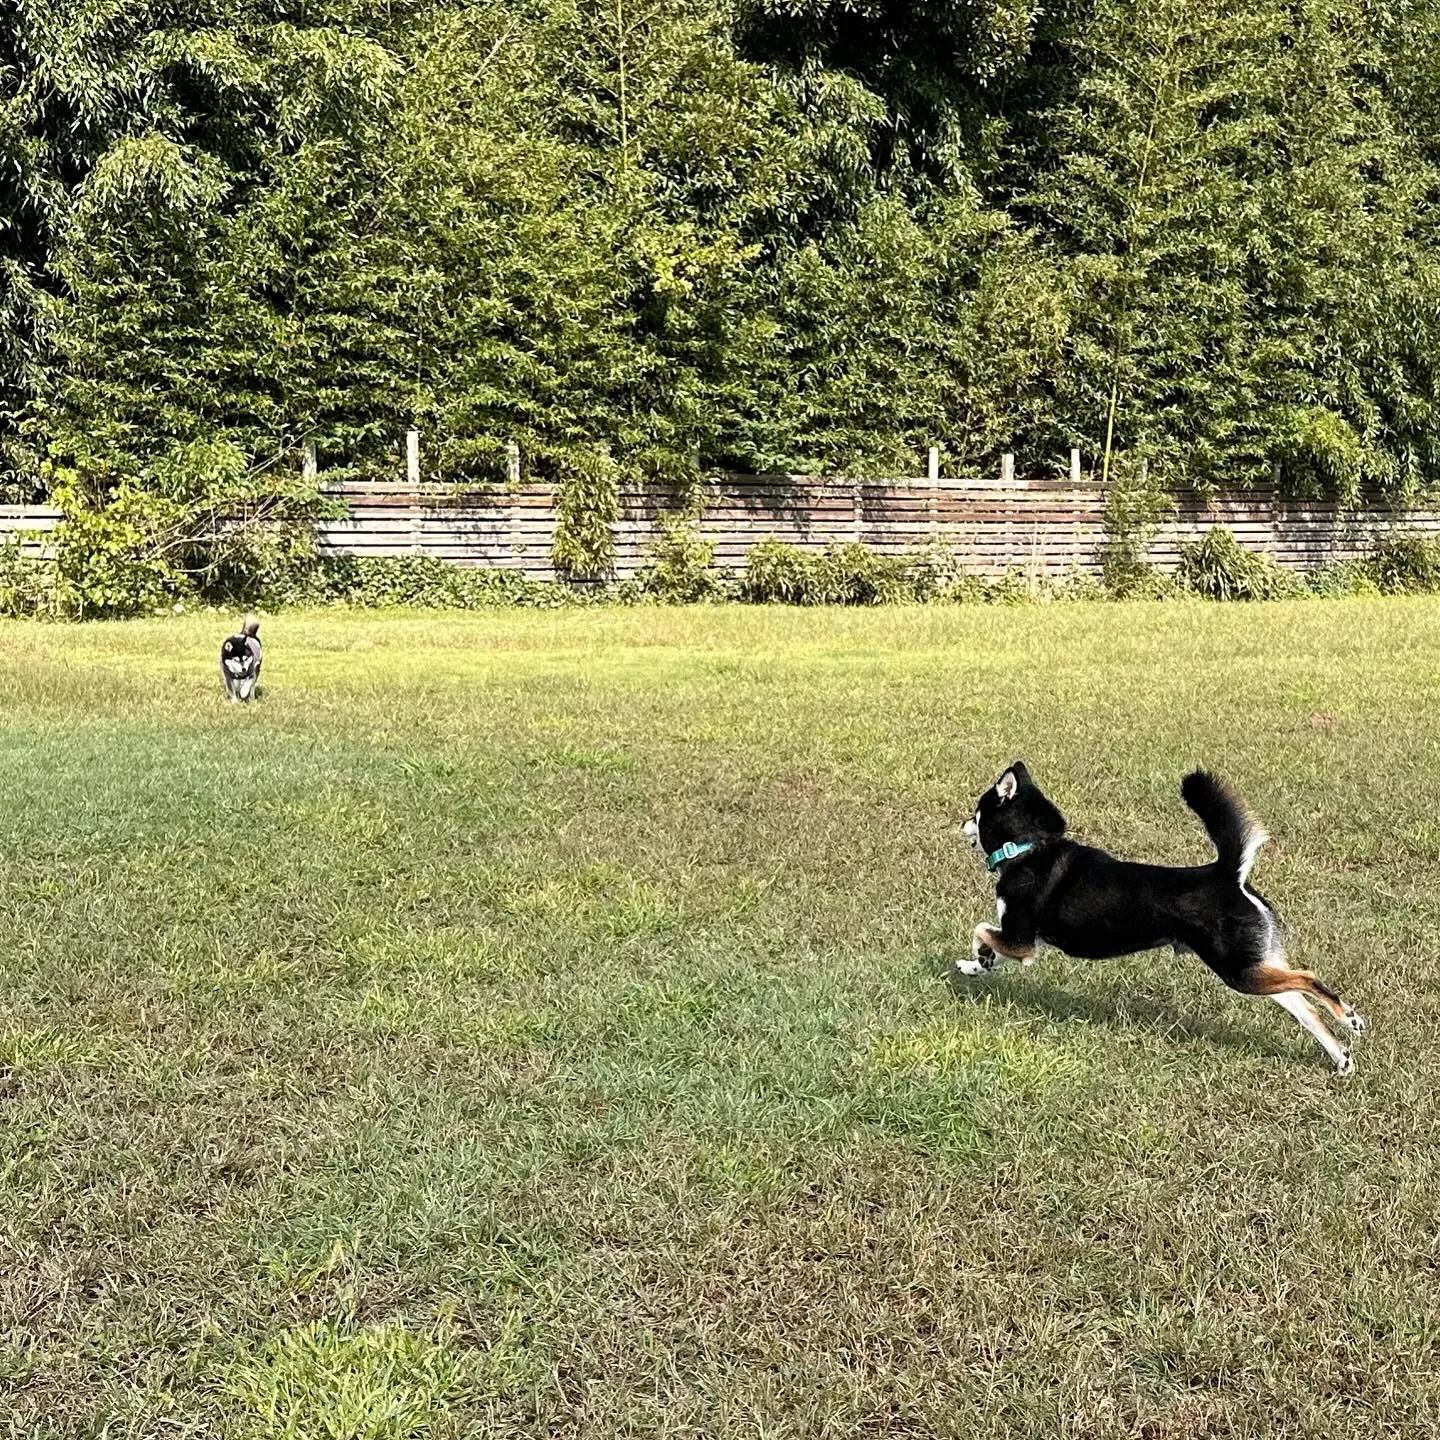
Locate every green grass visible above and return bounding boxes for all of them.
[2,600,1439,1437]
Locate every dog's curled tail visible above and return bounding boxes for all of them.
[1181,770,1268,884]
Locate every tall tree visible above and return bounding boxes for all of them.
[734,0,1049,189]
[1029,0,1440,496]
[6,0,409,492]
[1028,0,1278,488]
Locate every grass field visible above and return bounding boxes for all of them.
[3,600,1440,1438]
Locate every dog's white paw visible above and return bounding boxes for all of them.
[1335,1050,1354,1076]
[955,956,986,977]
[1344,1009,1366,1036]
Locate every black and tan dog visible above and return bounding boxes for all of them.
[959,762,1365,1072]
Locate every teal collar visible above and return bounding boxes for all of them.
[985,840,1036,873]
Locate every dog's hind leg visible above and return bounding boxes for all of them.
[1232,963,1362,1072]
[1298,971,1366,1037]
[956,927,995,976]
[1270,992,1353,1073]
[1240,961,1365,1036]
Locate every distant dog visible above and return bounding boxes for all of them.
[220,615,262,703]
[959,762,1365,1072]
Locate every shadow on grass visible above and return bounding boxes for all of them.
[932,956,1294,1060]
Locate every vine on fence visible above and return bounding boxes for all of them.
[551,448,620,581]
[1100,455,1174,597]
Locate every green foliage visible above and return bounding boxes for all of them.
[1051,567,1107,603]
[4,0,412,493]
[278,529,1440,610]
[7,0,1440,576]
[552,449,621,580]
[633,512,726,602]
[1033,0,1275,487]
[1306,557,1381,599]
[740,538,821,604]
[742,197,1065,473]
[0,537,55,617]
[1101,458,1175,598]
[735,0,1046,188]
[931,568,1037,605]
[1175,527,1303,601]
[46,439,331,618]
[740,538,924,604]
[1275,407,1375,503]
[293,555,585,610]
[1366,532,1440,595]
[1031,0,1440,495]
[815,542,922,604]
[909,546,1043,603]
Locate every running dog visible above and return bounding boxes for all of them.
[219,615,263,703]
[958,762,1365,1072]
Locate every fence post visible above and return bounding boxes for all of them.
[1002,452,1015,485]
[302,439,317,485]
[1270,458,1282,555]
[852,481,864,543]
[1070,448,1081,486]
[927,446,940,539]
[509,452,525,564]
[505,443,523,565]
[406,428,422,553]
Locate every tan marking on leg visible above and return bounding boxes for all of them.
[975,924,1035,962]
[1235,963,1361,1032]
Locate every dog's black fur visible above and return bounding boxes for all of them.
[959,762,1365,1070]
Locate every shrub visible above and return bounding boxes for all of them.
[1175,527,1302,601]
[739,539,923,605]
[1366,532,1440,594]
[1275,405,1375,501]
[633,514,726,603]
[295,554,585,609]
[739,537,814,603]
[813,542,920,604]
[1306,558,1380,598]
[552,449,619,581]
[1101,456,1174,596]
[932,566,1039,604]
[1051,567,1107,602]
[0,537,57,617]
[45,437,334,617]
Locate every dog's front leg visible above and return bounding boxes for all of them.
[957,924,999,976]
[958,902,1038,976]
[974,922,1037,965]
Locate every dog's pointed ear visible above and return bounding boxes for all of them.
[996,769,1020,802]
[1008,760,1031,785]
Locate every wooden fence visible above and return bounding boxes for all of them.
[313,473,1436,579]
[4,473,1437,580]
[0,506,59,558]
